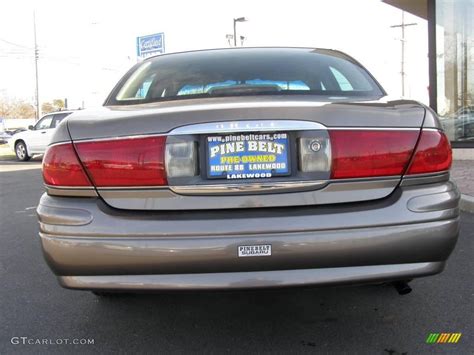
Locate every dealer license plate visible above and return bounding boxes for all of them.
[238,245,272,257]
[207,133,290,179]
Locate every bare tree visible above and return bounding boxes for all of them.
[13,102,36,118]
[41,99,65,114]
[0,98,36,118]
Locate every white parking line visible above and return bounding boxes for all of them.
[0,164,42,172]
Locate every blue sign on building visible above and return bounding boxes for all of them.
[136,32,165,59]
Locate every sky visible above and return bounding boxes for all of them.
[0,0,428,110]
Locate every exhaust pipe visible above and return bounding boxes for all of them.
[392,281,412,295]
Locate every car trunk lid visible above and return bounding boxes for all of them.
[63,96,427,210]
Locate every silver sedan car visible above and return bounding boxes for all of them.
[37,48,459,296]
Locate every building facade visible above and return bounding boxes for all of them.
[385,0,473,154]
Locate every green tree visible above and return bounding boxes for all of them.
[52,99,65,110]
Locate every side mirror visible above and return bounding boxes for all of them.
[28,125,34,130]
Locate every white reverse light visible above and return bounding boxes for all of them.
[298,137,331,173]
[165,141,198,178]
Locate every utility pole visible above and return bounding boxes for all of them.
[233,20,237,47]
[390,11,417,97]
[33,11,40,120]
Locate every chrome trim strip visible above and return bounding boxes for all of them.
[53,173,444,195]
[72,134,166,144]
[113,100,330,114]
[45,185,98,197]
[170,180,327,195]
[330,175,401,183]
[327,127,420,131]
[421,128,442,132]
[168,120,326,135]
[67,126,429,143]
[94,176,401,193]
[98,186,169,190]
[45,184,95,190]
[57,176,404,194]
[403,170,450,179]
[47,141,73,148]
[400,171,450,187]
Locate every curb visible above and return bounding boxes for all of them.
[460,194,474,214]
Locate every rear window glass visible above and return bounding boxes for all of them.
[111,49,383,104]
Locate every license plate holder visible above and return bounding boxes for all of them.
[206,132,290,180]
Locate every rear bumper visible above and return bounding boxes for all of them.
[37,181,460,290]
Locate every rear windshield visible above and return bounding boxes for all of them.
[109,49,384,105]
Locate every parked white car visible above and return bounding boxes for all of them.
[9,111,73,161]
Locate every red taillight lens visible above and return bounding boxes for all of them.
[43,143,92,186]
[406,130,452,175]
[74,136,167,187]
[329,130,419,179]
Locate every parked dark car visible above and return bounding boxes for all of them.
[441,106,474,141]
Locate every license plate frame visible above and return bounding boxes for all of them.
[206,132,291,180]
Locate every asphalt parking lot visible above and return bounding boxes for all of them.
[0,160,472,354]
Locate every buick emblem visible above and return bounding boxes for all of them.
[310,140,322,152]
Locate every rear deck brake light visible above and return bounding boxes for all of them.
[74,136,167,187]
[329,130,419,179]
[43,143,92,186]
[406,130,452,175]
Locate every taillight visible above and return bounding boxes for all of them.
[406,130,452,175]
[329,130,419,179]
[74,136,167,187]
[43,143,92,186]
[43,128,450,188]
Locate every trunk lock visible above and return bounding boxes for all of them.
[310,140,322,152]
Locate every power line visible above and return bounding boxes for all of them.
[0,38,34,50]
[0,51,33,56]
[0,55,34,59]
[0,49,124,73]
